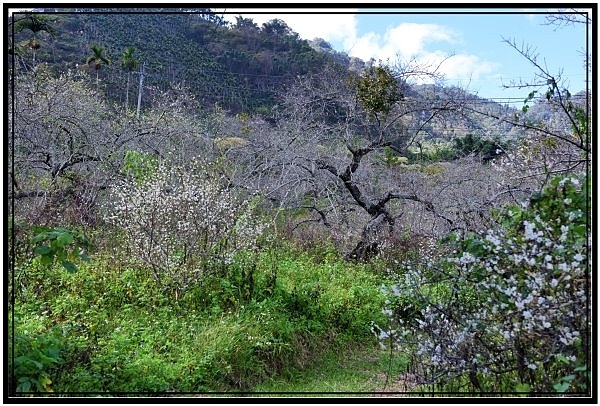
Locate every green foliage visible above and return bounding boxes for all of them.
[85,44,111,70]
[119,46,139,72]
[382,146,409,167]
[498,175,589,243]
[522,90,537,113]
[30,226,92,273]
[24,11,331,114]
[552,341,589,393]
[10,329,64,393]
[11,239,387,393]
[122,150,158,183]
[351,65,402,119]
[452,133,505,161]
[14,14,57,63]
[15,14,57,37]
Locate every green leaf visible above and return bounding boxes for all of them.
[555,354,569,364]
[62,260,78,274]
[31,225,50,234]
[515,382,530,392]
[32,359,44,370]
[34,245,53,256]
[39,254,54,265]
[553,382,570,393]
[31,233,49,243]
[56,231,74,246]
[17,380,32,392]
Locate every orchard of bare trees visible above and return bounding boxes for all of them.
[7,9,591,398]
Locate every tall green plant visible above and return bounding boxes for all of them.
[86,44,111,92]
[120,46,139,110]
[30,226,92,273]
[10,330,63,393]
[15,14,56,65]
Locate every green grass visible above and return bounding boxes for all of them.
[9,243,391,394]
[252,344,409,395]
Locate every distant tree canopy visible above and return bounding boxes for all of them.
[235,16,259,31]
[261,19,297,37]
[452,133,506,162]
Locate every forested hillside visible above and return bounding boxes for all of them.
[10,8,338,113]
[11,8,529,126]
[7,8,592,399]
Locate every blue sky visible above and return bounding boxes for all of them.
[219,7,591,104]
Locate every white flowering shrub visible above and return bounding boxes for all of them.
[104,158,268,297]
[376,175,590,394]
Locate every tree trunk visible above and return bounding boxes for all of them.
[319,143,439,262]
[318,145,395,262]
[346,238,379,262]
[125,72,130,109]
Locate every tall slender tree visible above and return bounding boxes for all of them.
[86,44,111,92]
[120,46,139,110]
[15,14,56,65]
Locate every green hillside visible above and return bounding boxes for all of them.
[11,8,338,114]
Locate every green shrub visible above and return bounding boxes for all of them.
[30,226,92,273]
[10,329,64,393]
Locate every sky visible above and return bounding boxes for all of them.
[215,7,591,104]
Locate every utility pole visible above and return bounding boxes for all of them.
[136,62,145,119]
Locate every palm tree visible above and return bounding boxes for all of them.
[120,46,139,110]
[15,15,56,65]
[86,44,111,92]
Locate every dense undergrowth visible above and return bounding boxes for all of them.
[8,173,591,397]
[9,175,592,396]
[9,241,389,394]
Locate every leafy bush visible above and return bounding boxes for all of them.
[10,329,64,393]
[376,174,590,393]
[30,226,92,273]
[121,149,158,184]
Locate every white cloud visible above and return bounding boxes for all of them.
[347,31,382,60]
[341,22,498,87]
[341,22,459,63]
[423,52,499,86]
[220,10,358,44]
[272,12,358,44]
[384,23,457,58]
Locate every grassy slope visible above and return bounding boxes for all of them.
[10,244,395,394]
